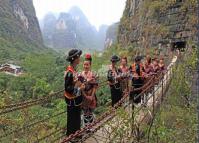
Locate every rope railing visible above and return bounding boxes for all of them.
[0,79,110,115]
[0,77,125,142]
[61,96,126,143]
[0,90,64,115]
[128,57,176,142]
[0,110,67,139]
[133,71,170,117]
[61,76,156,143]
[0,90,64,109]
[0,76,156,116]
[61,56,177,143]
[0,79,106,110]
[0,72,169,143]
[34,127,67,143]
[1,55,176,143]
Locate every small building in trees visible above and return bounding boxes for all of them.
[0,63,23,76]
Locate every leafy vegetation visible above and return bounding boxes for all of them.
[0,37,120,142]
[146,47,198,143]
[0,36,68,142]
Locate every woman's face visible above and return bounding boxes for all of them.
[159,59,164,64]
[83,61,91,71]
[112,61,119,67]
[121,59,127,66]
[153,60,158,66]
[74,57,80,64]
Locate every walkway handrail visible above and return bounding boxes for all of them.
[61,56,178,143]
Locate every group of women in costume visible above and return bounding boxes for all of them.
[64,49,165,138]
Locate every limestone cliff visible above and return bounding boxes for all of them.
[105,23,119,48]
[118,0,197,49]
[0,0,43,45]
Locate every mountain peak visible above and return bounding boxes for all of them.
[69,6,83,15]
[68,6,87,20]
[59,12,72,20]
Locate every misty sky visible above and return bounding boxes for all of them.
[33,0,126,29]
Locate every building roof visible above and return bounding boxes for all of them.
[1,63,21,69]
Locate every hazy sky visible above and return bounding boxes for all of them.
[33,0,126,29]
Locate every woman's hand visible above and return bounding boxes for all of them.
[133,73,139,79]
[79,83,85,90]
[75,80,81,87]
[116,75,122,81]
[87,78,95,83]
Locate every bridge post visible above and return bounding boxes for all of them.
[131,92,135,140]
[197,0,199,142]
[146,76,155,142]
[161,72,164,102]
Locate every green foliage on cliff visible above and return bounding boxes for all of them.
[145,48,198,143]
[0,0,42,44]
[118,0,197,48]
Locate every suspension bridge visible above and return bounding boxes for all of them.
[0,55,178,143]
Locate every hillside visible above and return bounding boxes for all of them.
[0,0,64,97]
[0,0,52,63]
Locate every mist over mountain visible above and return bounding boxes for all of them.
[40,6,108,51]
[97,25,109,49]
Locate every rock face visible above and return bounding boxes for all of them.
[118,0,197,49]
[41,6,107,50]
[105,22,119,48]
[97,25,109,50]
[0,0,43,45]
[53,13,76,49]
[41,13,57,47]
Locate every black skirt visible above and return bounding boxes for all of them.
[65,96,82,136]
[130,78,143,104]
[66,105,81,136]
[110,83,122,107]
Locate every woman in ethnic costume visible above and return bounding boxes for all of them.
[81,54,98,126]
[107,55,122,107]
[64,49,84,136]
